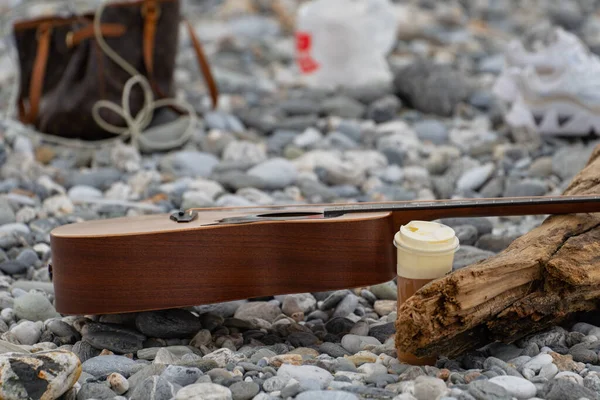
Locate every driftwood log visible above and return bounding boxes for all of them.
[395,143,600,359]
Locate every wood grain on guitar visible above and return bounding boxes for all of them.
[49,194,600,315]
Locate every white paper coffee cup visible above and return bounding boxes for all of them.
[394,220,460,280]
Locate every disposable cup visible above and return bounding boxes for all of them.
[394,220,459,365]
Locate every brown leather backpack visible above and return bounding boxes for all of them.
[12,0,218,142]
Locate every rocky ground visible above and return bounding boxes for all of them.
[0,0,599,399]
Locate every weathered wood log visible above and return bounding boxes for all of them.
[395,144,600,359]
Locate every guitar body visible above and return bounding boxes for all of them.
[50,207,396,315]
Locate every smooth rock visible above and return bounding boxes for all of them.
[263,375,289,392]
[223,141,267,165]
[277,364,334,390]
[229,381,259,400]
[333,294,359,318]
[488,376,536,399]
[543,378,599,400]
[467,380,511,400]
[453,225,479,246]
[107,372,129,395]
[203,348,246,368]
[523,353,553,372]
[14,292,59,322]
[82,355,137,378]
[135,309,202,339]
[369,281,397,300]
[160,151,219,178]
[341,335,382,354]
[413,376,448,400]
[174,382,233,400]
[160,365,203,387]
[0,349,81,400]
[413,120,448,144]
[76,382,116,400]
[453,246,495,270]
[247,158,298,189]
[11,321,42,345]
[295,390,360,400]
[234,302,281,323]
[83,323,145,354]
[129,376,175,400]
[456,163,494,191]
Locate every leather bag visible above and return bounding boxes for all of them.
[12,0,218,142]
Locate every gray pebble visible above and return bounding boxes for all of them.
[246,158,297,190]
[321,96,366,119]
[413,120,448,144]
[542,378,599,400]
[135,309,201,339]
[503,179,548,197]
[160,365,203,387]
[319,342,351,358]
[263,375,289,392]
[14,293,59,322]
[66,168,122,190]
[475,233,520,253]
[229,381,259,400]
[76,382,116,400]
[129,376,175,400]
[367,95,401,123]
[453,225,479,246]
[440,217,493,236]
[320,290,351,311]
[467,380,511,400]
[453,246,495,270]
[570,344,598,364]
[82,355,138,378]
[83,322,145,354]
[333,294,359,318]
[295,390,359,400]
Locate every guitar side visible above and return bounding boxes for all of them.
[50,211,396,315]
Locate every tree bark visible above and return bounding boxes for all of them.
[395,144,600,359]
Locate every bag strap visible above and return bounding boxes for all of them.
[141,0,218,109]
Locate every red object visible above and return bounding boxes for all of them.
[296,32,312,51]
[296,31,320,73]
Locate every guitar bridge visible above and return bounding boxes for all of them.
[170,210,198,223]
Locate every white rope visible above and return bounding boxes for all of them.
[3,0,198,151]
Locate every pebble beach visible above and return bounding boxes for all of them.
[0,0,599,399]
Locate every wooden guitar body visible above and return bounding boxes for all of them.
[50,195,600,315]
[50,206,396,315]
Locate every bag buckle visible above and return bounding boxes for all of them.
[141,1,161,20]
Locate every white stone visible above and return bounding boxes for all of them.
[357,363,387,376]
[222,140,267,164]
[107,372,129,395]
[523,353,553,372]
[202,348,246,368]
[277,364,334,390]
[188,179,225,199]
[42,195,74,215]
[11,320,42,345]
[174,383,232,400]
[0,350,80,399]
[294,128,323,148]
[555,371,584,386]
[489,376,537,399]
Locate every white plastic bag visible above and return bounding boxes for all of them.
[295,0,398,90]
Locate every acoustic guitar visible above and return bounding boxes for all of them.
[49,194,600,315]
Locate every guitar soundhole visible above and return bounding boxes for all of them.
[256,212,323,218]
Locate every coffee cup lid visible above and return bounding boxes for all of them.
[394,220,459,254]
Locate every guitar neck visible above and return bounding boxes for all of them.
[324,195,600,225]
